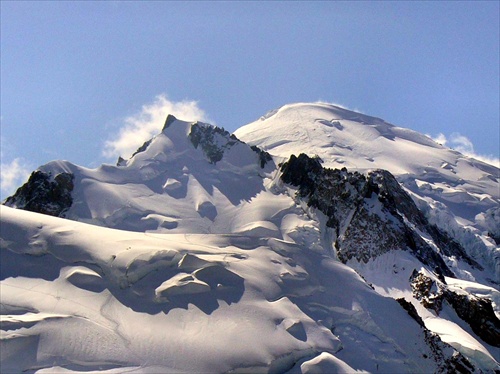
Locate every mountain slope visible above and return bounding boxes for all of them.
[2,104,499,373]
[1,205,483,373]
[5,115,275,235]
[235,102,499,284]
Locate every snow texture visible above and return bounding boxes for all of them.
[2,103,499,373]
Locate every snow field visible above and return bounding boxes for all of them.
[2,204,454,373]
[2,104,499,372]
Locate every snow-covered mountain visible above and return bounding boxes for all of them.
[235,103,500,283]
[1,103,499,373]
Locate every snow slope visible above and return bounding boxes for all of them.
[2,104,499,373]
[1,205,477,373]
[26,117,276,236]
[235,102,500,283]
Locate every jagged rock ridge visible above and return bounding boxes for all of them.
[410,270,500,348]
[279,153,479,277]
[4,170,74,217]
[188,122,242,164]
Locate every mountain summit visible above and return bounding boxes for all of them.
[236,103,499,280]
[2,103,499,373]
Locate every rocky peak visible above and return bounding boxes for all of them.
[162,114,177,131]
[116,115,272,169]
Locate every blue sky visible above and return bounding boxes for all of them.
[1,1,499,198]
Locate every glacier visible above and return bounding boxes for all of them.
[1,103,499,373]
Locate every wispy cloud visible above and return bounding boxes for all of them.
[430,132,499,167]
[1,157,31,200]
[103,94,212,160]
[0,135,32,199]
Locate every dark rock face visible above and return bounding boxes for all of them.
[116,156,127,167]
[188,122,272,168]
[409,270,444,313]
[410,270,500,348]
[131,138,153,158]
[3,171,74,217]
[189,122,240,164]
[162,114,177,131]
[280,154,323,196]
[279,154,478,277]
[443,289,500,348]
[488,232,500,246]
[397,297,476,374]
[250,145,272,168]
[397,297,425,327]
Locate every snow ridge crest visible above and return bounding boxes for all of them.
[1,105,499,373]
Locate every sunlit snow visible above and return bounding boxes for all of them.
[1,104,499,373]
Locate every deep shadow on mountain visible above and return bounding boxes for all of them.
[0,249,64,282]
[100,260,245,316]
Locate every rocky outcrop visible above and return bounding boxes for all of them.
[189,122,240,164]
[396,298,475,373]
[250,145,272,168]
[3,170,74,217]
[131,138,153,158]
[188,122,272,168]
[409,270,444,313]
[279,153,477,277]
[443,289,500,348]
[410,270,500,348]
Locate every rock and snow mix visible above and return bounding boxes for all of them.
[1,104,499,373]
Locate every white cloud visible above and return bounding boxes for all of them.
[103,94,212,160]
[1,158,31,199]
[448,133,475,155]
[0,135,33,199]
[431,133,448,146]
[430,132,499,167]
